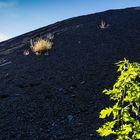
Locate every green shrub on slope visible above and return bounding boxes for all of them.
[97,59,140,140]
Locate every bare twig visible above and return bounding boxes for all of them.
[0,61,12,67]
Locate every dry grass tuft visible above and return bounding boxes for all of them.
[23,50,30,55]
[99,20,109,29]
[30,38,53,54]
[47,33,54,40]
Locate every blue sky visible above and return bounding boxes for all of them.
[0,0,140,41]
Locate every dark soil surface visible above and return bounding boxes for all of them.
[0,6,140,140]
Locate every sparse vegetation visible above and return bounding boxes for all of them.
[97,59,140,140]
[30,38,53,55]
[23,50,29,55]
[99,20,109,29]
[46,33,54,40]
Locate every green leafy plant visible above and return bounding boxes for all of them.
[97,59,140,140]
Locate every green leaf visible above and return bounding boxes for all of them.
[99,107,112,119]
[136,133,140,139]
[118,124,132,135]
[97,121,116,136]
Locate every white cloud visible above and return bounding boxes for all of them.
[0,1,16,9]
[0,33,10,42]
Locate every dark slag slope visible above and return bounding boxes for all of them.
[0,7,140,140]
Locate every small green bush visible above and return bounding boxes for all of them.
[97,59,140,140]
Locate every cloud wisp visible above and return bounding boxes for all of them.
[0,1,16,9]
